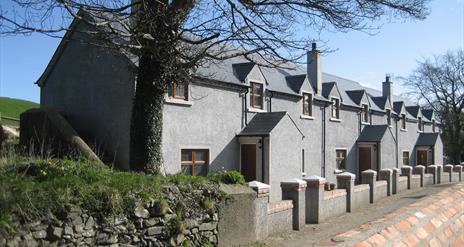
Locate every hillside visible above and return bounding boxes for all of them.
[0,97,39,127]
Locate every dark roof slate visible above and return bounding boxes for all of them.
[357,125,389,142]
[285,75,306,94]
[406,106,421,118]
[371,96,388,109]
[322,82,336,99]
[232,62,255,82]
[416,133,439,146]
[346,90,366,105]
[421,109,434,121]
[239,112,287,136]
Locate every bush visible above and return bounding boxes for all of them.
[209,169,245,184]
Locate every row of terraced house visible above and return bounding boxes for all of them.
[36,13,443,202]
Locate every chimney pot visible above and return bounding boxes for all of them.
[312,43,317,51]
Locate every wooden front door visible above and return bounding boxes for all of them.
[241,144,257,182]
[359,147,372,177]
[417,150,428,166]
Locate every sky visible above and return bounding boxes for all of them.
[0,0,463,104]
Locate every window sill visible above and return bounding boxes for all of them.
[361,122,370,125]
[165,97,193,106]
[388,125,393,128]
[417,130,424,133]
[300,115,314,120]
[247,108,266,113]
[302,172,307,177]
[329,118,342,122]
[400,129,407,132]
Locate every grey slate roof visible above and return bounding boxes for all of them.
[322,82,336,99]
[357,125,389,142]
[232,63,255,82]
[285,74,306,94]
[416,133,439,146]
[371,97,388,110]
[421,109,434,121]
[346,90,366,105]
[238,112,287,136]
[406,106,421,118]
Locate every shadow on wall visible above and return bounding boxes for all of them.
[210,137,240,172]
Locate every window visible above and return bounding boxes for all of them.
[418,117,423,131]
[302,93,313,116]
[361,104,369,123]
[250,82,264,109]
[181,149,209,176]
[432,120,436,133]
[331,98,340,119]
[386,109,392,126]
[169,81,188,100]
[302,149,305,173]
[402,151,410,166]
[401,114,406,130]
[336,149,347,170]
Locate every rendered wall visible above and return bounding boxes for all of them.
[40,23,135,169]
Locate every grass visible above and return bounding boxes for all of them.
[0,97,39,127]
[0,151,245,232]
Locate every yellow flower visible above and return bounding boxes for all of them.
[40,170,47,176]
[47,161,52,166]
[59,166,64,171]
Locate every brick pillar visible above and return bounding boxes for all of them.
[453,165,463,182]
[281,178,306,230]
[413,165,425,187]
[401,166,413,189]
[444,164,453,182]
[436,164,443,184]
[336,172,355,212]
[427,165,438,184]
[361,169,377,203]
[392,168,400,194]
[303,175,325,224]
[248,181,270,241]
[379,169,393,196]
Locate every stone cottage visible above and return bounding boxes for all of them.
[36,17,443,202]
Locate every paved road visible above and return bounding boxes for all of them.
[266,183,464,247]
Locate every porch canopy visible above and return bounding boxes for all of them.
[416,133,439,146]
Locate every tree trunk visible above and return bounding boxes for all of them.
[130,52,166,174]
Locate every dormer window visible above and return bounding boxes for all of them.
[250,81,263,109]
[361,104,369,123]
[331,98,340,119]
[303,93,313,116]
[418,117,423,132]
[401,114,406,130]
[169,81,188,100]
[386,109,392,126]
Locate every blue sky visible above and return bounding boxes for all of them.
[0,0,463,103]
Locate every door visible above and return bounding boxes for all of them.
[358,147,372,177]
[417,150,428,166]
[241,144,257,182]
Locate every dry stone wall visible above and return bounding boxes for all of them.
[1,185,222,247]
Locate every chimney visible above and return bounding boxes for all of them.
[382,74,393,102]
[307,43,322,95]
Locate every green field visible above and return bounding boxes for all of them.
[0,97,39,127]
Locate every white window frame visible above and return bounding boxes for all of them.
[361,104,370,124]
[330,97,341,122]
[301,91,314,120]
[249,80,265,111]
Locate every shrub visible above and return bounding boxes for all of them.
[208,169,245,184]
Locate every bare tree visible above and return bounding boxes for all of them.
[403,50,464,164]
[1,0,429,173]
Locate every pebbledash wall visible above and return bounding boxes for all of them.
[38,18,444,204]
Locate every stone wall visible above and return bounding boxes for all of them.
[1,185,222,247]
